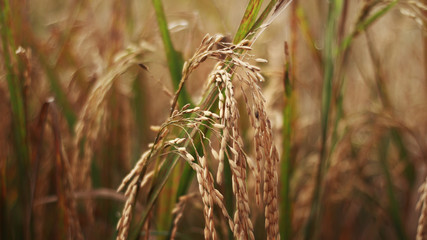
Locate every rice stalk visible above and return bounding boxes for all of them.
[362,30,412,239]
[13,20,79,130]
[152,0,192,107]
[34,48,77,130]
[170,2,293,232]
[378,133,407,240]
[28,99,83,239]
[364,30,415,188]
[340,0,399,52]
[50,101,83,240]
[116,32,284,240]
[73,44,148,223]
[280,42,294,239]
[136,6,184,224]
[0,1,30,238]
[303,1,343,239]
[303,0,405,238]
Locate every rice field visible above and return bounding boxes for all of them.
[1,0,426,239]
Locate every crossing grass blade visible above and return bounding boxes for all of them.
[234,0,264,43]
[340,0,398,52]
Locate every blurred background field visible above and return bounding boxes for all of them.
[0,0,426,239]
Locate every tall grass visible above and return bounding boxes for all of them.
[1,1,30,238]
[1,0,426,239]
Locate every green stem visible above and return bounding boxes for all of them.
[152,0,192,107]
[379,133,407,240]
[304,1,343,239]
[280,50,293,239]
[0,0,31,239]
